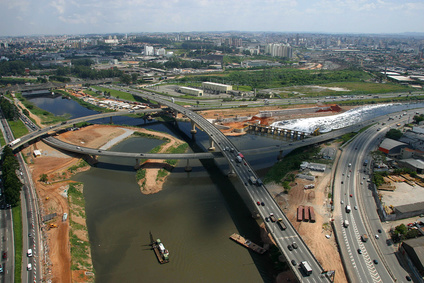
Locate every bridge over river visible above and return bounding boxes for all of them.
[10,88,337,282]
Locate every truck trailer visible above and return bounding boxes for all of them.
[297,206,303,221]
[309,206,316,222]
[303,206,309,222]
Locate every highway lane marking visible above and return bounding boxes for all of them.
[350,207,382,282]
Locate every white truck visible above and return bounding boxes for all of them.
[344,220,349,228]
[300,261,312,275]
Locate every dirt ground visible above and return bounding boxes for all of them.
[23,124,183,282]
[21,102,350,282]
[266,144,347,283]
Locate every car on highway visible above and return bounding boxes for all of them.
[378,229,382,233]
[292,242,298,249]
[2,252,7,259]
[291,259,297,266]
[287,244,293,251]
[350,194,352,197]
[375,234,379,239]
[357,249,362,254]
[406,275,412,281]
[373,259,378,264]
[0,264,3,273]
[265,217,269,222]
[256,201,261,206]
[354,206,358,210]
[27,263,32,271]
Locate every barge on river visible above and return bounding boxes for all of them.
[150,232,169,264]
[229,233,266,254]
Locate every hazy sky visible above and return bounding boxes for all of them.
[1,0,424,36]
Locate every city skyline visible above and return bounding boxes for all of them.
[1,0,424,37]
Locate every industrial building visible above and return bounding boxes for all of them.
[202,82,232,93]
[378,138,408,157]
[179,86,203,97]
[401,237,424,276]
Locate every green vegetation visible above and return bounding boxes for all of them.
[136,168,146,182]
[91,86,136,101]
[54,89,112,113]
[12,205,23,283]
[1,146,23,206]
[14,93,69,125]
[156,168,169,181]
[264,145,321,186]
[413,114,424,124]
[68,183,94,277]
[178,68,371,90]
[280,81,409,97]
[385,129,403,140]
[391,223,421,243]
[164,143,189,166]
[68,159,90,174]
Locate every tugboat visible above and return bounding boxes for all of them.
[150,232,169,264]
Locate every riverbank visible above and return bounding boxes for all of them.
[22,124,185,281]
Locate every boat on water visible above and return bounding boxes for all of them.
[156,239,170,262]
[150,232,169,264]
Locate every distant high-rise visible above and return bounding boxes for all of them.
[265,43,292,58]
[144,45,154,56]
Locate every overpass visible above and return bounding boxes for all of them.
[106,86,331,282]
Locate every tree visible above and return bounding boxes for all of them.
[385,129,403,140]
[131,73,138,84]
[395,224,408,235]
[39,174,48,183]
[120,74,132,85]
[413,114,424,124]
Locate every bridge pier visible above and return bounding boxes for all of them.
[208,138,215,151]
[277,150,283,161]
[134,158,143,170]
[228,167,236,177]
[184,159,192,172]
[110,116,113,124]
[190,120,197,134]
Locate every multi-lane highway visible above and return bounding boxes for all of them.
[334,113,416,283]
[105,86,331,282]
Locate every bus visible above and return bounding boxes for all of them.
[300,261,313,275]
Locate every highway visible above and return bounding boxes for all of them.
[334,112,416,283]
[108,86,331,282]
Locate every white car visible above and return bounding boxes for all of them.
[354,206,358,210]
[375,234,379,239]
[27,263,32,271]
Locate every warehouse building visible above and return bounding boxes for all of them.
[202,82,232,93]
[179,86,203,97]
[378,138,408,157]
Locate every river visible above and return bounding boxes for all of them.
[27,94,424,282]
[27,95,275,282]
